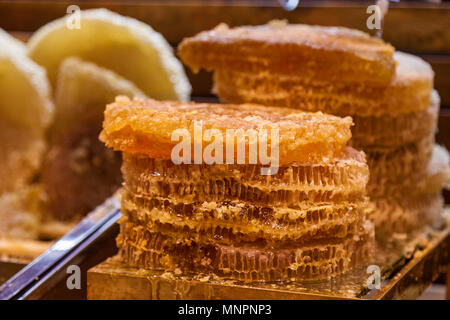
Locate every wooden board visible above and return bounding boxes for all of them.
[87,226,450,300]
[87,258,357,300]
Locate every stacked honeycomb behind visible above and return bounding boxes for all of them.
[179,24,449,240]
[215,77,448,238]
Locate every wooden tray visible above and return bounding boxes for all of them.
[87,225,450,300]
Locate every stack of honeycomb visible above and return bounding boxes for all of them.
[179,23,450,240]
[100,97,374,282]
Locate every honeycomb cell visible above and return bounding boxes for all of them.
[179,23,395,85]
[366,136,435,198]
[351,90,439,148]
[121,190,366,245]
[369,192,444,239]
[100,97,353,166]
[121,147,369,206]
[212,52,433,117]
[117,218,374,282]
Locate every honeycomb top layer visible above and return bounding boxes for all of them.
[179,22,395,84]
[100,96,353,166]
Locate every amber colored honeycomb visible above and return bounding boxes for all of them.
[100,96,353,166]
[121,191,366,246]
[179,23,395,85]
[212,52,433,117]
[366,136,435,198]
[117,218,374,282]
[121,147,369,206]
[351,91,439,148]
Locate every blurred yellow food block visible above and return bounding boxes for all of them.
[28,8,191,101]
[0,186,43,240]
[0,29,54,194]
[41,57,145,221]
